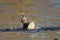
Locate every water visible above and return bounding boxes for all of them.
[0,0,60,40]
[0,31,59,40]
[0,0,60,27]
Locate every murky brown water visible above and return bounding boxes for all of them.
[0,0,60,40]
[0,31,60,40]
[0,0,60,28]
